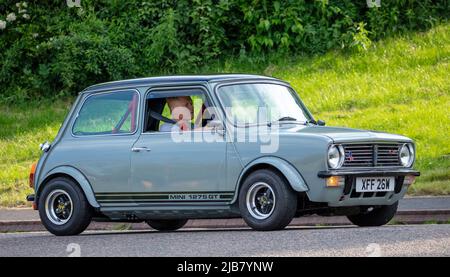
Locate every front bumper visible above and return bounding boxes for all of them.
[26,194,35,202]
[318,168,420,178]
[26,194,38,210]
[317,168,420,207]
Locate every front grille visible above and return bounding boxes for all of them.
[377,144,402,166]
[342,143,401,168]
[343,144,373,167]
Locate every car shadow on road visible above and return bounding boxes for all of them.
[79,225,359,237]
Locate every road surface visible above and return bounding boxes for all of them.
[1,224,449,257]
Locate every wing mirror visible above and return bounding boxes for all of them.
[39,141,51,152]
[317,120,326,126]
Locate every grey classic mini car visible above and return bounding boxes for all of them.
[27,74,420,235]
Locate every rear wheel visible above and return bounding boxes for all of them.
[38,177,92,236]
[347,202,398,227]
[145,219,188,231]
[239,169,297,231]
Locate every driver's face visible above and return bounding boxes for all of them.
[167,96,194,120]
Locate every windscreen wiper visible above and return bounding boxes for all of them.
[267,117,307,127]
[277,116,297,122]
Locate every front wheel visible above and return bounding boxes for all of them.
[145,219,188,231]
[239,169,297,231]
[38,177,92,236]
[347,202,398,227]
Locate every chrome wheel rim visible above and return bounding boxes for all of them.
[246,182,276,220]
[45,189,73,225]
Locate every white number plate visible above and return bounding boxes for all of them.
[355,177,395,192]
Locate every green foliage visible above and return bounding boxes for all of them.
[242,0,358,53]
[351,22,372,52]
[0,0,448,102]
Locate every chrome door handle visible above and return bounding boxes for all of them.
[131,147,151,152]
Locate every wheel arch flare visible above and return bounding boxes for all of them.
[36,166,100,209]
[231,156,309,204]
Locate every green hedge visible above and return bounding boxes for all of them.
[0,0,448,102]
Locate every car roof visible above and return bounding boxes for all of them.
[82,74,284,93]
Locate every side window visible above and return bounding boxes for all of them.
[73,91,138,136]
[144,90,216,133]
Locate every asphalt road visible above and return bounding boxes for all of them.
[1,224,449,257]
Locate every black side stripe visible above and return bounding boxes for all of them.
[97,195,233,200]
[95,192,235,203]
[98,200,231,204]
[95,191,235,195]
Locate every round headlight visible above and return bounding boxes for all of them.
[400,143,414,167]
[328,145,344,169]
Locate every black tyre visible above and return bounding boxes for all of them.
[38,177,92,236]
[146,219,188,231]
[347,202,398,227]
[239,169,297,231]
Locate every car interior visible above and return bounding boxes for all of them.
[144,90,214,133]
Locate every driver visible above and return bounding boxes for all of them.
[159,96,195,132]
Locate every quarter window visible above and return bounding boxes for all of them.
[73,91,138,136]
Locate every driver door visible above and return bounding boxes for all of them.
[130,87,231,205]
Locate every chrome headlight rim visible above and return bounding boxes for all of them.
[328,144,345,169]
[400,143,414,167]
